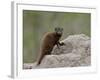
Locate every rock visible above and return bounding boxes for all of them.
[23,34,91,69]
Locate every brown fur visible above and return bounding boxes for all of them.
[37,31,64,65]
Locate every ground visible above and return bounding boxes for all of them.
[23,34,91,69]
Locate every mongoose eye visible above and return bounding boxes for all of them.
[58,27,60,31]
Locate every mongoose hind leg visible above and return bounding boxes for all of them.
[37,51,51,65]
[37,54,44,65]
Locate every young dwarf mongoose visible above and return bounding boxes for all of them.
[37,27,65,65]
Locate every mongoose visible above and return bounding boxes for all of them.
[37,27,65,65]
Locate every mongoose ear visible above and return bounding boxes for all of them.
[55,27,60,31]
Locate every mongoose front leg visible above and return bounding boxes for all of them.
[56,42,65,49]
[57,43,60,49]
[58,42,65,46]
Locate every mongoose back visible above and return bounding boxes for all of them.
[37,27,64,65]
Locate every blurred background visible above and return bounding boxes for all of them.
[23,10,91,64]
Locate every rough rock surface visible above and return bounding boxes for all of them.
[23,34,91,69]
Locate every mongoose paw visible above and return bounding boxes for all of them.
[60,42,66,46]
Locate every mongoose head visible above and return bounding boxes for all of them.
[55,27,63,35]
